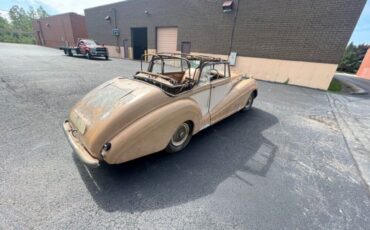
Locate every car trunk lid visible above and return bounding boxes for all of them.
[69,78,168,157]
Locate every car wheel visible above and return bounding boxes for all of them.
[165,121,193,153]
[105,56,109,60]
[242,94,254,111]
[68,50,73,56]
[86,53,92,59]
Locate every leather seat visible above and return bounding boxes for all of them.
[181,68,199,83]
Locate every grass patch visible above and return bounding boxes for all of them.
[328,79,342,92]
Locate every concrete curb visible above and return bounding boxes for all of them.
[339,80,368,95]
[333,73,369,95]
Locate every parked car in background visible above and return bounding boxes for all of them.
[60,39,109,60]
[63,54,258,167]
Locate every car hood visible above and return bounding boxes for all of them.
[69,78,169,157]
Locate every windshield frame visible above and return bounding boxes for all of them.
[135,54,230,95]
[145,55,192,77]
[198,61,231,84]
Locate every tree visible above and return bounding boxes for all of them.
[0,15,13,43]
[0,5,49,44]
[357,44,369,62]
[337,43,370,73]
[28,6,37,20]
[36,6,49,19]
[0,15,10,31]
[9,5,31,32]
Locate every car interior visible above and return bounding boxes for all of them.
[134,54,229,95]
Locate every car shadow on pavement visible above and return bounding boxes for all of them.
[74,108,278,212]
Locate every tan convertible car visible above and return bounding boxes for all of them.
[63,54,257,167]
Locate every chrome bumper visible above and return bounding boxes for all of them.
[63,120,100,167]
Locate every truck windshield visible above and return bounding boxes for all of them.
[83,40,98,46]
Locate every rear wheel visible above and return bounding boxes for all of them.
[68,50,73,56]
[242,93,254,111]
[105,55,109,60]
[86,53,92,59]
[165,121,193,153]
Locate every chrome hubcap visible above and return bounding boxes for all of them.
[171,123,190,146]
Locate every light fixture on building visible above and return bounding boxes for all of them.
[105,15,111,21]
[46,23,50,27]
[223,0,233,13]
[144,10,150,15]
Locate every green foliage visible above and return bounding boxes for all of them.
[36,6,49,19]
[328,79,342,92]
[9,5,31,32]
[0,16,10,30]
[0,5,49,44]
[337,43,370,74]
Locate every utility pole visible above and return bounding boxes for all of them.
[111,8,120,53]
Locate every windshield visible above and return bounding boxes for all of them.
[189,60,201,68]
[83,40,98,46]
[150,58,190,75]
[135,55,197,95]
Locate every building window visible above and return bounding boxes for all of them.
[222,0,233,13]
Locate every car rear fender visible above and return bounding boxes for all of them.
[103,99,202,164]
[234,78,257,106]
[210,78,257,124]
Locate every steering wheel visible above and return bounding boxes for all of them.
[207,69,219,81]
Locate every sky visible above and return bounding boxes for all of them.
[349,1,370,45]
[0,0,369,45]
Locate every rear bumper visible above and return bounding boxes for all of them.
[63,120,100,167]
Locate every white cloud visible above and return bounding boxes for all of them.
[36,0,124,15]
[0,10,10,21]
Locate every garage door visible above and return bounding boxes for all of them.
[157,27,178,53]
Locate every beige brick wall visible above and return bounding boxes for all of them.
[105,45,123,58]
[191,52,336,90]
[104,48,336,90]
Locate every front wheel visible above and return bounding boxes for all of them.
[105,55,109,60]
[165,121,193,153]
[86,53,92,59]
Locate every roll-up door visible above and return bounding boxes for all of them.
[157,27,178,53]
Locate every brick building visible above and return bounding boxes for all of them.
[84,0,366,89]
[32,13,87,48]
[357,48,370,80]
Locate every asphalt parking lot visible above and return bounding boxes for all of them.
[1,43,370,229]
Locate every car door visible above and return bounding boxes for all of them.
[78,41,86,55]
[208,63,232,124]
[190,67,212,130]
